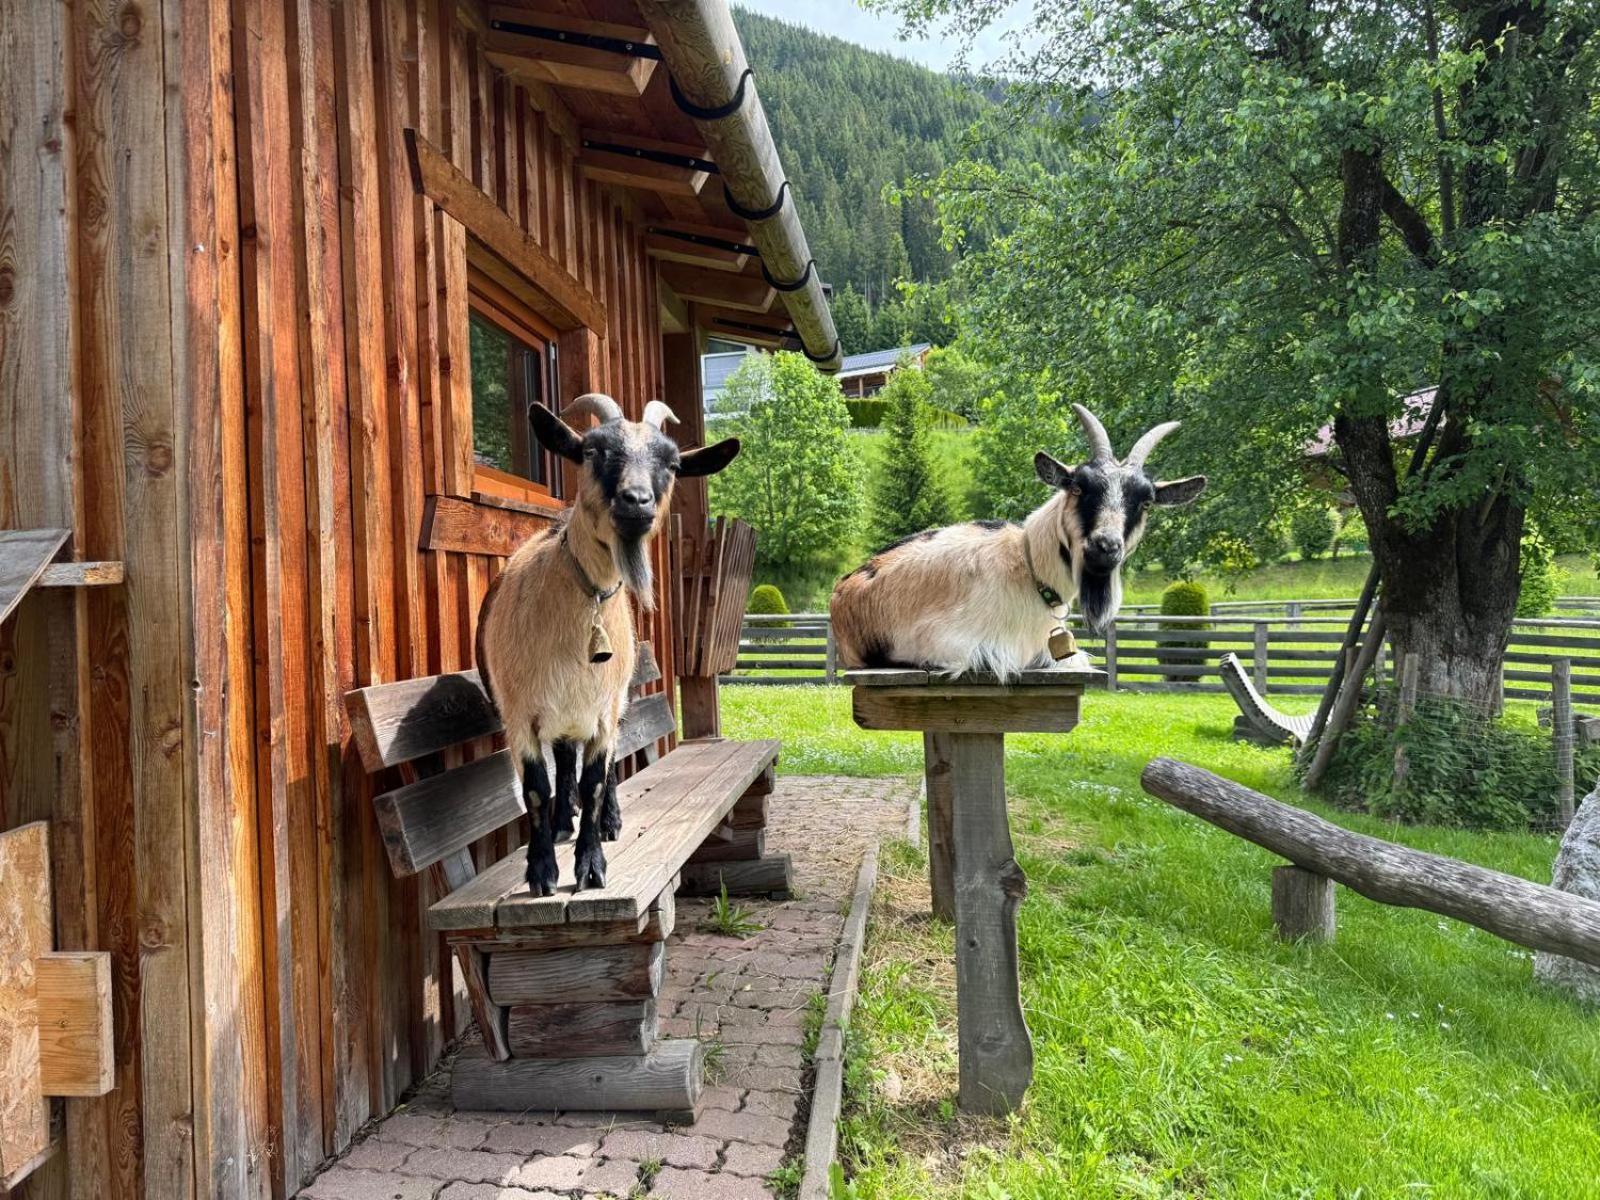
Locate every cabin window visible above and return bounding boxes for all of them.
[468,276,563,504]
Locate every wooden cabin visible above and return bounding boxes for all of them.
[0,2,838,1197]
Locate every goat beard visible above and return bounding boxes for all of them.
[1076,568,1122,635]
[612,533,656,611]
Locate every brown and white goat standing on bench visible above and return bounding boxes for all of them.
[831,403,1206,678]
[477,394,740,896]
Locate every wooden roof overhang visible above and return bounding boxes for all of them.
[462,0,842,368]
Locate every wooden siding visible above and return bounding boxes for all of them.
[0,2,684,1197]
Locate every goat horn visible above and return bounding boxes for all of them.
[1071,403,1114,462]
[1124,420,1181,470]
[562,393,624,426]
[642,400,678,431]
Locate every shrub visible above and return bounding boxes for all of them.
[1516,525,1563,618]
[866,361,953,548]
[1334,511,1370,557]
[1291,505,1338,560]
[844,399,890,428]
[1319,688,1600,830]
[1156,580,1210,683]
[747,582,791,635]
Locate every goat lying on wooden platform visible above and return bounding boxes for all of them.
[477,394,740,895]
[831,404,1205,679]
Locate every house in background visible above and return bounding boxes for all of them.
[837,342,933,397]
[701,339,755,410]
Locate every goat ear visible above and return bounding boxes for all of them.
[530,404,584,463]
[1034,452,1076,491]
[678,437,741,478]
[1153,475,1207,506]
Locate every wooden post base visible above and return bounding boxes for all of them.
[1271,865,1336,942]
[452,1038,705,1113]
[924,731,955,922]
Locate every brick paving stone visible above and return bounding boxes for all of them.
[741,1091,799,1122]
[437,1186,565,1200]
[650,1166,777,1200]
[482,1124,600,1157]
[402,1147,525,1184]
[600,1129,721,1170]
[341,1138,415,1172]
[720,1141,787,1179]
[754,1044,804,1069]
[721,1064,801,1093]
[689,1108,793,1147]
[578,1156,644,1195]
[509,1155,593,1191]
[700,1085,745,1112]
[377,1112,494,1149]
[299,1168,437,1200]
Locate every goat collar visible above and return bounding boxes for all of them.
[560,529,622,603]
[1022,534,1065,613]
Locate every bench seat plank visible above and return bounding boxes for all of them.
[564,739,780,924]
[428,737,779,931]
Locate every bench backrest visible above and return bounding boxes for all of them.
[346,645,675,882]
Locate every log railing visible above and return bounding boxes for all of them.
[1140,757,1600,965]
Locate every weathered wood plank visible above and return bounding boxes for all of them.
[0,823,49,1186]
[1271,866,1337,943]
[615,693,677,762]
[506,999,657,1058]
[923,732,956,923]
[853,687,1081,734]
[373,751,525,876]
[346,669,501,772]
[407,129,606,334]
[948,733,1033,1115]
[687,828,763,864]
[1142,757,1600,967]
[0,530,70,625]
[34,561,123,588]
[727,791,768,831]
[35,951,113,1097]
[451,1038,703,1113]
[422,494,551,557]
[486,941,665,1006]
[449,890,674,951]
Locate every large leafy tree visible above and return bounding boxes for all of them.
[882,0,1599,707]
[708,352,864,568]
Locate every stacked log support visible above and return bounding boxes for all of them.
[680,765,794,898]
[444,891,700,1114]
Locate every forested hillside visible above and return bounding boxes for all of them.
[733,7,1062,350]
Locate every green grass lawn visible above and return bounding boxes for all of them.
[721,685,1600,1199]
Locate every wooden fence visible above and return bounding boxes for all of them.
[729,606,1600,706]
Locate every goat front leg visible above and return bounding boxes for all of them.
[573,743,612,891]
[552,740,579,843]
[522,749,560,897]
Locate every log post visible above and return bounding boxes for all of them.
[679,674,720,740]
[1393,652,1420,788]
[924,731,956,923]
[1103,622,1118,690]
[1304,612,1389,791]
[1253,622,1269,693]
[949,732,1033,1115]
[1271,866,1336,942]
[1554,658,1575,828]
[825,623,838,685]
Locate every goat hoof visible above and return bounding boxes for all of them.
[573,841,607,892]
[600,815,622,842]
[526,843,559,897]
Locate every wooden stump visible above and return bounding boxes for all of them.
[924,731,956,923]
[679,855,793,898]
[1270,866,1336,942]
[949,732,1033,1116]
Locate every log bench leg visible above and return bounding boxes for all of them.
[448,891,703,1115]
[949,732,1033,1116]
[680,767,793,899]
[925,731,956,922]
[1271,866,1336,942]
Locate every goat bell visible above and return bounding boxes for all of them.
[588,613,614,664]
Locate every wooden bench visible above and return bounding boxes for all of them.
[1220,651,1314,747]
[344,646,788,1116]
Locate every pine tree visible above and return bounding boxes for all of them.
[868,359,952,547]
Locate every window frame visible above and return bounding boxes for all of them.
[466,270,565,509]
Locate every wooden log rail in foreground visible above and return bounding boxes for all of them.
[1140,757,1600,967]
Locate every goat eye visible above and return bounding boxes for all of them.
[1069,484,1083,497]
[1141,500,1153,513]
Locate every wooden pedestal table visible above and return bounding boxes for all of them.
[847,661,1102,1116]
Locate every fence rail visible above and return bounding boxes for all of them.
[727,604,1600,705]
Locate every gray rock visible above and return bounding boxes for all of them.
[1535,787,1600,1002]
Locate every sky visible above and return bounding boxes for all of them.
[731,0,1024,74]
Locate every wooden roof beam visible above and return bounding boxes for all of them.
[579,131,712,202]
[484,7,660,99]
[645,221,755,272]
[659,263,775,314]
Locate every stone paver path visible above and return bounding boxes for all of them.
[299,774,915,1200]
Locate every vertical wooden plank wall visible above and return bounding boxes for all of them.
[0,1,680,1197]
